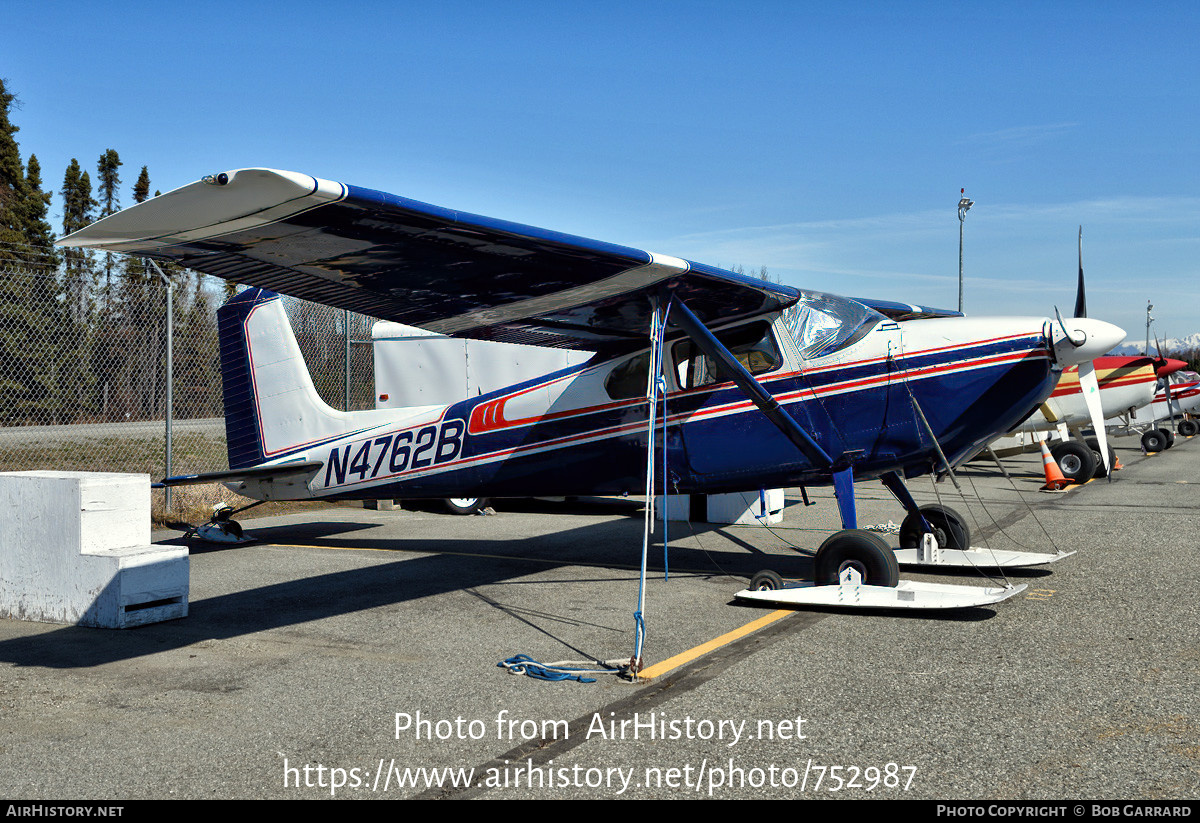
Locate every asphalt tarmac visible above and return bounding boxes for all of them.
[0,438,1196,800]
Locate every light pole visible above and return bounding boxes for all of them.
[958,189,973,313]
[1146,301,1154,356]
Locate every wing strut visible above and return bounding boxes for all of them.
[670,299,834,468]
[669,299,859,528]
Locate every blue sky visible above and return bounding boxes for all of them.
[5,1,1197,344]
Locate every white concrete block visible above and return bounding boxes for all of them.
[656,489,785,526]
[0,472,188,628]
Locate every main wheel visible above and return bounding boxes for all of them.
[443,497,489,515]
[1178,419,1198,437]
[898,504,970,551]
[1050,441,1096,483]
[749,570,784,591]
[814,530,899,587]
[1141,429,1166,453]
[1083,437,1109,478]
[1162,428,1176,448]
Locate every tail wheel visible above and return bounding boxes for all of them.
[814,530,899,587]
[749,570,784,591]
[1178,419,1198,437]
[443,497,489,515]
[1141,430,1166,453]
[898,504,970,551]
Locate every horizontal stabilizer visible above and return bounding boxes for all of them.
[154,460,324,488]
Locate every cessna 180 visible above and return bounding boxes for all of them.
[59,168,1124,608]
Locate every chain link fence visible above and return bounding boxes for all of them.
[0,263,375,488]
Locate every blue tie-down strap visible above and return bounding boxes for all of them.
[498,655,597,684]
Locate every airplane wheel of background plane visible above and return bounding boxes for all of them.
[749,570,784,591]
[1084,437,1108,478]
[814,530,899,588]
[1141,430,1166,453]
[898,504,970,551]
[443,497,489,515]
[1178,420,1199,437]
[1161,428,1176,448]
[1050,441,1096,483]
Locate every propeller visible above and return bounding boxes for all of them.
[1154,335,1182,423]
[1049,227,1116,480]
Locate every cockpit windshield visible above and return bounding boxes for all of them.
[788,291,884,359]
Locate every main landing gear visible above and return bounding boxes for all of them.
[735,466,1087,610]
[1141,428,1175,453]
[737,527,1024,610]
[883,475,1072,569]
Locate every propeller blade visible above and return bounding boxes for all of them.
[1150,335,1181,418]
[1074,226,1087,319]
[1077,361,1111,479]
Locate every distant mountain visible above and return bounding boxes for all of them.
[1107,332,1200,356]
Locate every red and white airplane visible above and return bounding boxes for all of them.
[992,355,1176,479]
[1103,358,1198,453]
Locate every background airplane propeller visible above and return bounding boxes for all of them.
[1154,334,1182,422]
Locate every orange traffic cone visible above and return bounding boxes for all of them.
[1038,440,1071,491]
[1112,454,1123,471]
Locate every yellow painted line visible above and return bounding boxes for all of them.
[637,609,794,681]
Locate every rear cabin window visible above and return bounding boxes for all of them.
[605,352,652,400]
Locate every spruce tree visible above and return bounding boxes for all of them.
[0,80,34,420]
[132,165,150,204]
[95,149,121,303]
[60,159,96,323]
[118,165,169,419]
[60,159,98,417]
[0,78,30,268]
[14,154,65,421]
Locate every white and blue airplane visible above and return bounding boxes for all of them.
[59,168,1124,608]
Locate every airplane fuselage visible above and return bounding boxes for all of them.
[228,293,1058,503]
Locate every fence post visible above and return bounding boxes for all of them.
[343,307,351,411]
[150,260,174,511]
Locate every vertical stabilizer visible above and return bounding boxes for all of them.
[218,288,350,468]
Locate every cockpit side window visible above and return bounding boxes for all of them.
[671,321,781,390]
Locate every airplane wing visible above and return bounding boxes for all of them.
[852,297,963,321]
[58,168,798,350]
